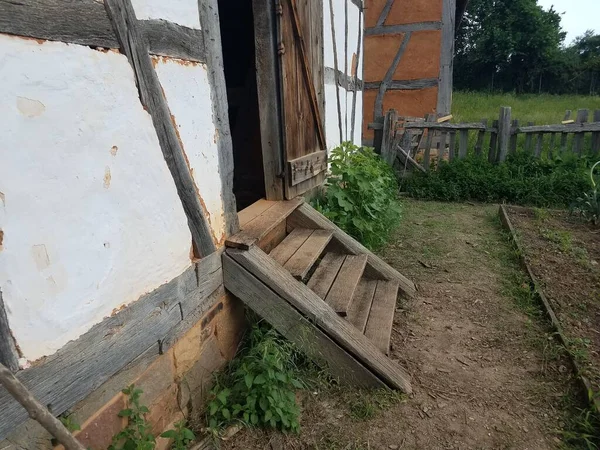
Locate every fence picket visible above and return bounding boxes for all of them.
[459,125,468,159]
[475,119,487,155]
[593,110,600,155]
[509,119,519,153]
[497,107,512,162]
[535,133,544,157]
[449,131,456,161]
[488,120,498,162]
[548,133,556,159]
[573,109,589,155]
[525,122,534,152]
[438,132,447,161]
[423,129,434,171]
[560,110,571,153]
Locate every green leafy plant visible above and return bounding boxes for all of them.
[571,160,600,225]
[206,323,304,434]
[559,388,600,449]
[160,421,195,450]
[59,414,81,433]
[312,142,401,249]
[109,385,155,450]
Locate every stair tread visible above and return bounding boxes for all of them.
[269,227,312,266]
[325,254,368,316]
[306,252,346,299]
[284,230,334,280]
[346,278,378,333]
[364,280,400,354]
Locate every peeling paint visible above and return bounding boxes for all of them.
[31,244,50,271]
[103,166,111,188]
[153,55,203,67]
[17,97,46,117]
[0,191,5,207]
[0,229,3,252]
[110,145,118,156]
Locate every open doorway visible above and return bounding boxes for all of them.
[218,0,266,210]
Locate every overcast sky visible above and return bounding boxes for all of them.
[537,0,598,45]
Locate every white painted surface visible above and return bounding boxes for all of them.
[154,57,226,244]
[0,35,192,361]
[131,0,201,29]
[324,0,359,74]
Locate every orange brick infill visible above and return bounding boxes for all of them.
[71,392,126,450]
[147,384,181,437]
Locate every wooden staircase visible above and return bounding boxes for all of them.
[223,198,416,392]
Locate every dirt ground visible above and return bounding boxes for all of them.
[221,201,584,450]
[506,206,600,391]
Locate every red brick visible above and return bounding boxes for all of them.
[75,393,126,450]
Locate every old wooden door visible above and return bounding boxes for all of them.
[278,0,327,199]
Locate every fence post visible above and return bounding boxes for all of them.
[496,106,512,162]
[592,110,600,155]
[573,109,589,155]
[381,109,398,165]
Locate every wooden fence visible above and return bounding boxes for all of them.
[370,107,600,173]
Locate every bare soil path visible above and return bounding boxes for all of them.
[223,201,580,450]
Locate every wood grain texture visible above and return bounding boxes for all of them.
[105,0,215,256]
[222,254,384,387]
[496,106,511,162]
[592,110,600,154]
[350,6,363,139]
[518,123,600,133]
[198,0,239,236]
[364,21,441,36]
[253,0,285,200]
[325,255,367,316]
[270,228,313,265]
[327,0,344,144]
[364,280,399,354]
[437,0,456,115]
[0,290,19,373]
[458,128,468,159]
[257,221,288,254]
[0,258,223,439]
[287,203,417,298]
[226,198,304,249]
[226,246,412,392]
[0,0,206,62]
[346,278,377,333]
[284,229,333,280]
[488,120,498,162]
[306,253,346,299]
[288,150,328,186]
[573,109,589,155]
[238,200,277,228]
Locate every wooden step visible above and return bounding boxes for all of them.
[284,230,333,280]
[270,228,313,266]
[325,254,368,316]
[306,252,346,299]
[346,278,377,333]
[364,280,400,355]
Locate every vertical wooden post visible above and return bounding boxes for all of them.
[560,110,572,154]
[524,122,534,152]
[548,133,556,159]
[573,108,589,155]
[438,132,448,161]
[496,106,511,162]
[423,127,434,171]
[592,109,600,155]
[458,125,468,159]
[381,109,398,165]
[448,131,456,161]
[509,119,519,153]
[372,116,385,155]
[0,291,19,373]
[535,133,544,157]
[488,120,498,162]
[474,119,487,156]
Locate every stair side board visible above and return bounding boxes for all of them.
[364,280,400,355]
[325,254,368,316]
[226,246,413,393]
[223,254,385,388]
[227,198,304,249]
[306,252,346,299]
[284,229,334,280]
[270,228,314,266]
[346,278,378,333]
[287,203,417,298]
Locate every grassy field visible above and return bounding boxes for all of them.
[452,91,600,124]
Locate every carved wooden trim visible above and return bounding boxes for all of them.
[288,150,327,186]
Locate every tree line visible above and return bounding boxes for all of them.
[454,0,600,95]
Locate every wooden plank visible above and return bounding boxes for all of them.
[0,0,206,62]
[226,198,304,249]
[423,129,434,171]
[488,120,498,162]
[328,0,343,144]
[288,150,328,186]
[573,109,589,155]
[253,0,285,200]
[238,200,276,229]
[474,119,487,155]
[535,133,544,157]
[365,22,441,36]
[287,203,417,298]
[105,0,216,256]
[284,230,334,280]
[381,109,399,165]
[397,145,426,173]
[0,290,19,372]
[438,132,448,161]
[519,123,600,133]
[257,220,288,254]
[593,110,600,154]
[364,280,399,354]
[496,106,511,162]
[226,246,413,392]
[325,255,368,316]
[508,119,519,153]
[404,122,487,130]
[437,0,456,115]
[437,114,453,123]
[449,131,457,161]
[222,254,385,388]
[524,122,534,152]
[269,228,313,266]
[307,253,346,299]
[349,6,363,140]
[562,110,573,124]
[548,133,556,159]
[346,278,377,333]
[0,258,222,439]
[458,128,468,159]
[367,78,439,91]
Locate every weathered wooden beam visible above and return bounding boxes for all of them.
[496,106,511,162]
[288,151,328,186]
[437,0,456,115]
[508,119,519,154]
[222,255,385,388]
[592,110,600,154]
[365,78,438,91]
[365,21,442,36]
[458,127,468,159]
[403,122,488,130]
[381,109,398,165]
[518,123,600,133]
[573,109,589,155]
[226,246,413,392]
[475,119,488,155]
[488,120,498,163]
[0,255,223,439]
[397,145,427,173]
[374,32,412,118]
[350,5,363,140]
[328,0,344,144]
[0,0,206,62]
[0,290,19,373]
[105,0,216,256]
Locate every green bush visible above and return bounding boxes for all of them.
[401,152,592,207]
[312,142,401,249]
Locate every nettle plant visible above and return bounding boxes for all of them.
[313,142,401,249]
[571,160,600,225]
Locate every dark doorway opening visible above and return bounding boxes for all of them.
[218,0,266,210]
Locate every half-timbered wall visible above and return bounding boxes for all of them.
[324,0,364,149]
[362,0,456,144]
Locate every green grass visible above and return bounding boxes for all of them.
[453,92,600,124]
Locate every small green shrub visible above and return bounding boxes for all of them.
[312,142,401,249]
[160,421,195,450]
[206,323,304,434]
[571,161,600,225]
[402,152,591,207]
[109,385,155,450]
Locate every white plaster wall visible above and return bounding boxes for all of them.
[0,35,193,361]
[324,0,360,73]
[153,57,226,244]
[131,0,201,29]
